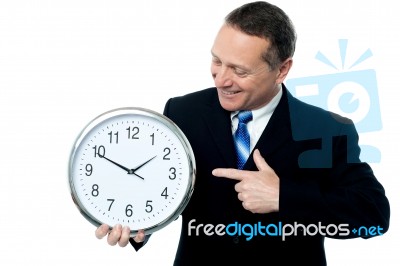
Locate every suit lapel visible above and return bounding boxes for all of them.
[201,92,237,168]
[244,86,293,170]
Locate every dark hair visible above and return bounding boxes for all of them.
[225,1,296,70]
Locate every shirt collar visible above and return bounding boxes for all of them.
[230,84,283,122]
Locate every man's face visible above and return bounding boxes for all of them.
[211,24,291,111]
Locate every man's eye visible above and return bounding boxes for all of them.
[234,68,247,77]
[212,59,222,65]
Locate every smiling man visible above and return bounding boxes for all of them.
[211,23,290,112]
[95,2,390,265]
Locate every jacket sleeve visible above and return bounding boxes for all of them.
[279,119,390,239]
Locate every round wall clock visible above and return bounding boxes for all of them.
[68,107,196,236]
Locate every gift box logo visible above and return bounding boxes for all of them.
[286,39,382,166]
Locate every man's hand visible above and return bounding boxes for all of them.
[212,149,280,214]
[95,224,146,247]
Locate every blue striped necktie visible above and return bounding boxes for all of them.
[234,110,253,170]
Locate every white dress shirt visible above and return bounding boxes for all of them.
[231,85,282,151]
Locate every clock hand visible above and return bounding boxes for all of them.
[129,155,157,175]
[98,154,144,180]
[131,172,145,180]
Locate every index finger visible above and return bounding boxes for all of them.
[212,168,245,181]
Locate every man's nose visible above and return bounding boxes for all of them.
[213,66,233,88]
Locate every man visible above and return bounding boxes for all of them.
[96,1,390,265]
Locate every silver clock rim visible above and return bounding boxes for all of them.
[68,107,196,237]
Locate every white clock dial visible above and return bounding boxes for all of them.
[69,108,195,236]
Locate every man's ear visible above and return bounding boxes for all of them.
[276,58,293,84]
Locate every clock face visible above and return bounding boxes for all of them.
[69,108,195,236]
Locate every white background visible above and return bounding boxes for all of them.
[1,0,399,265]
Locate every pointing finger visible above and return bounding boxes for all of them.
[212,168,245,181]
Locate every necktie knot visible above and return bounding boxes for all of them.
[237,110,253,125]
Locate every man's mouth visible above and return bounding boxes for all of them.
[220,90,240,95]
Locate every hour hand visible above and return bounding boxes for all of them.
[99,154,144,180]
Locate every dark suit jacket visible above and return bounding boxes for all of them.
[136,85,389,265]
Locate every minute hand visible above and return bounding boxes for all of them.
[129,155,157,174]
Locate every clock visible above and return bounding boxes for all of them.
[68,107,196,236]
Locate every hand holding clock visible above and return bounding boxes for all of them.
[95,224,146,247]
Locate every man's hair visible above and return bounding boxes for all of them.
[225,1,296,70]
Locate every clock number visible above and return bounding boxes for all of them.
[163,147,171,160]
[125,204,133,217]
[93,145,106,158]
[150,133,155,145]
[161,187,169,199]
[126,126,139,139]
[145,200,153,213]
[169,167,176,180]
[108,131,119,144]
[91,184,99,197]
[85,164,93,176]
[107,199,115,211]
